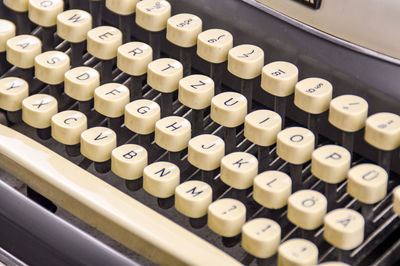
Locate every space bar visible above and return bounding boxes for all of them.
[0,125,240,266]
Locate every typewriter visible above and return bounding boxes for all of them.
[0,0,399,265]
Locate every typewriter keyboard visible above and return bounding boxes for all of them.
[1,0,400,265]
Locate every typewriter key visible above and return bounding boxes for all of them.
[4,0,31,34]
[0,20,15,75]
[278,238,318,266]
[0,77,28,123]
[106,0,139,43]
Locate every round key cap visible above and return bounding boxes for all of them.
[125,99,160,135]
[175,180,212,218]
[220,152,258,190]
[311,145,351,184]
[323,208,364,250]
[393,186,400,216]
[87,26,122,60]
[0,77,29,112]
[294,78,333,114]
[6,34,42,68]
[253,170,292,209]
[242,218,281,259]
[245,110,282,147]
[178,74,214,110]
[143,161,180,198]
[28,0,64,27]
[64,66,100,102]
[227,44,264,80]
[155,116,191,152]
[261,61,298,97]
[347,163,388,204]
[135,0,171,32]
[188,134,225,171]
[287,189,327,230]
[51,110,87,145]
[208,198,246,237]
[166,13,202,48]
[277,127,315,165]
[278,238,318,266]
[0,20,16,52]
[111,144,148,180]
[22,94,57,129]
[210,91,247,128]
[329,94,369,132]
[106,0,139,15]
[80,126,117,162]
[57,9,92,43]
[35,50,70,85]
[147,58,183,93]
[364,112,400,151]
[94,83,130,118]
[197,29,233,64]
[117,42,153,76]
[4,0,29,12]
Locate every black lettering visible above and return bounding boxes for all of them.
[16,42,29,49]
[105,89,121,95]
[190,80,206,90]
[137,106,150,114]
[362,170,379,181]
[32,99,49,109]
[154,168,171,177]
[271,69,285,77]
[123,150,137,159]
[336,215,353,227]
[201,143,215,149]
[325,152,342,160]
[302,196,316,207]
[224,97,238,106]
[63,117,77,124]
[207,34,225,43]
[238,49,255,58]
[185,186,203,197]
[98,32,114,40]
[76,72,90,80]
[46,57,60,64]
[161,64,175,71]
[128,48,143,56]
[6,82,20,90]
[166,122,182,131]
[68,13,83,23]
[266,178,277,187]
[290,134,303,142]
[94,132,107,141]
[40,1,53,7]
[259,117,270,124]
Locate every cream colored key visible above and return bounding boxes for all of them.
[244,110,282,146]
[64,66,100,101]
[188,134,224,171]
[278,238,318,266]
[155,116,191,152]
[393,186,400,216]
[166,13,202,48]
[87,26,122,60]
[220,152,258,190]
[57,9,92,43]
[242,218,281,259]
[347,163,388,204]
[227,44,264,80]
[51,110,87,145]
[277,127,315,165]
[329,94,369,132]
[311,145,351,184]
[178,74,214,110]
[253,170,292,209]
[261,61,299,97]
[197,29,233,64]
[34,50,70,85]
[294,78,333,114]
[28,0,64,27]
[117,42,153,76]
[175,180,213,218]
[111,144,147,180]
[0,125,241,265]
[106,0,139,15]
[4,0,29,12]
[287,189,327,230]
[80,126,117,162]
[323,208,364,250]
[210,91,247,128]
[208,198,246,237]
[143,161,179,198]
[0,77,29,112]
[94,83,129,118]
[125,99,160,135]
[6,34,42,68]
[22,94,57,128]
[135,0,171,32]
[0,20,16,52]
[147,58,183,93]
[364,112,400,151]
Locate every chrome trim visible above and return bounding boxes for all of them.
[242,0,400,66]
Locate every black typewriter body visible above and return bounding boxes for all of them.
[0,0,399,265]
